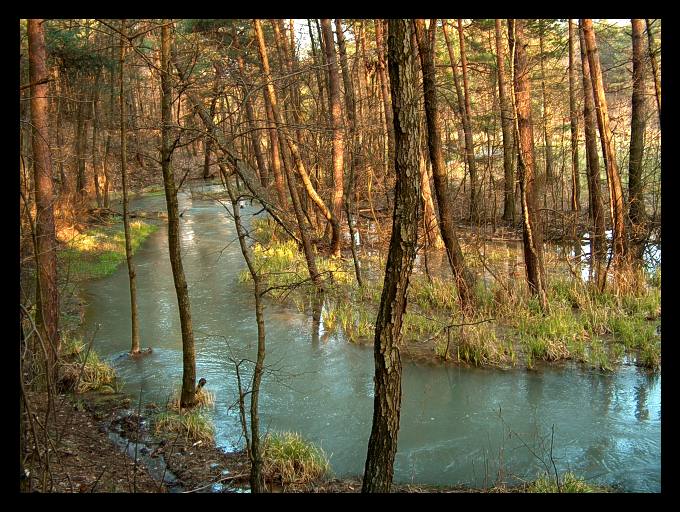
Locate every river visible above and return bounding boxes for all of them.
[80,188,661,492]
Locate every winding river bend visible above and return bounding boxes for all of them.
[81,189,661,492]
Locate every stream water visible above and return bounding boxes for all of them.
[80,188,661,492]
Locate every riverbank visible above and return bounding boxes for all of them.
[22,389,610,493]
[242,218,660,373]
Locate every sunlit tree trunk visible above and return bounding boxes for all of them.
[568,20,581,212]
[321,19,345,257]
[363,18,421,493]
[456,19,480,223]
[582,19,628,271]
[375,19,396,186]
[335,18,364,286]
[414,18,477,316]
[538,20,554,181]
[92,69,103,207]
[75,86,88,200]
[161,20,196,407]
[28,18,60,372]
[495,19,516,222]
[578,21,606,291]
[509,19,549,313]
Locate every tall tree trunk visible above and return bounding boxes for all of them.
[645,19,661,123]
[223,173,267,493]
[335,18,364,286]
[362,18,421,493]
[568,20,581,212]
[538,20,554,181]
[307,19,329,127]
[161,20,196,408]
[119,21,141,355]
[495,19,516,222]
[202,85,219,180]
[456,19,480,223]
[75,87,88,200]
[28,18,60,373]
[262,89,288,206]
[375,19,396,186]
[92,70,103,208]
[629,19,647,262]
[582,19,628,270]
[414,19,477,317]
[578,21,607,291]
[321,19,345,257]
[509,19,549,313]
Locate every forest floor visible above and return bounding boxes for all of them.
[24,389,603,493]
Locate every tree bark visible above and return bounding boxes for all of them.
[495,19,516,222]
[375,19,396,184]
[645,19,661,123]
[509,19,549,313]
[456,19,480,223]
[28,18,60,371]
[362,18,421,493]
[568,20,581,211]
[335,19,364,286]
[538,20,554,181]
[414,19,477,317]
[321,19,345,257]
[161,20,196,408]
[119,20,141,355]
[75,87,88,199]
[578,21,607,291]
[582,19,628,269]
[223,173,267,493]
[628,19,647,261]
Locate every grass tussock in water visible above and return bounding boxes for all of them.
[153,408,215,444]
[167,387,215,411]
[58,219,157,281]
[244,219,660,372]
[58,337,119,393]
[262,432,330,487]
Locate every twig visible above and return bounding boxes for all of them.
[550,424,561,493]
[181,472,250,493]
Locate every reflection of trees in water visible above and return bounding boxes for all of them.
[634,383,649,421]
[635,372,659,422]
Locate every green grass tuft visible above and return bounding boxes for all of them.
[59,337,119,393]
[262,431,330,487]
[153,408,214,443]
[527,472,605,493]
